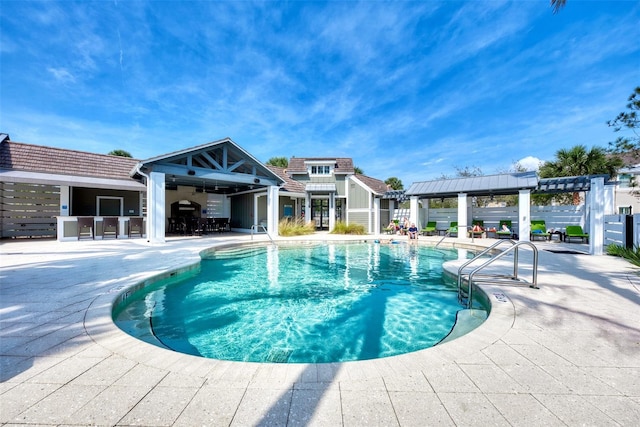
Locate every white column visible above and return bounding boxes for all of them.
[253,193,260,227]
[457,193,467,239]
[329,192,336,231]
[589,177,605,255]
[519,189,531,242]
[409,196,419,229]
[148,171,166,243]
[604,183,615,215]
[267,185,280,239]
[59,185,70,216]
[305,193,311,224]
[373,197,380,234]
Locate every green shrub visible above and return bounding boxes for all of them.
[607,244,640,267]
[278,217,315,236]
[330,221,366,235]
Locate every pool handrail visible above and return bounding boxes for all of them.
[457,240,538,308]
[250,224,275,244]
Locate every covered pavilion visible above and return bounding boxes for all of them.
[131,137,285,242]
[403,171,616,255]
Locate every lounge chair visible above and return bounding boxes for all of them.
[530,220,550,241]
[102,217,119,239]
[447,221,458,237]
[421,221,437,236]
[469,220,484,238]
[565,225,589,243]
[496,220,513,239]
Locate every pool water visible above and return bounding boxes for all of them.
[113,242,470,363]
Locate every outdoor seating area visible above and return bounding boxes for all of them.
[168,217,230,236]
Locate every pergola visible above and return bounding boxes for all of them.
[402,172,615,255]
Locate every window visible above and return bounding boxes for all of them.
[310,165,332,175]
[618,174,633,188]
[97,196,124,216]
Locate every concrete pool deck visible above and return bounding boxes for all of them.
[1,233,639,426]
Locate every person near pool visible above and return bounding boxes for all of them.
[408,223,418,239]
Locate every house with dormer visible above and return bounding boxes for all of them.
[0,135,394,240]
[285,157,390,233]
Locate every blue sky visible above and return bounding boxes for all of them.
[1,1,638,187]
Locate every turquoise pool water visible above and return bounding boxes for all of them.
[113,242,469,363]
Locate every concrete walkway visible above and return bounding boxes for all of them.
[1,234,639,426]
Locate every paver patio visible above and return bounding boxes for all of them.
[1,234,639,426]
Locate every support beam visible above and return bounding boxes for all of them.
[457,194,467,239]
[410,196,419,230]
[518,189,531,242]
[59,185,70,216]
[373,197,380,234]
[148,171,166,243]
[267,185,280,239]
[329,192,336,232]
[589,177,605,255]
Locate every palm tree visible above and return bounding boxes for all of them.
[539,145,623,204]
[108,149,132,157]
[551,0,566,14]
[266,157,288,168]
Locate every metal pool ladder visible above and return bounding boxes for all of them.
[456,239,539,308]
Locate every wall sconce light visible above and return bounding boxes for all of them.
[187,170,196,176]
[253,178,260,184]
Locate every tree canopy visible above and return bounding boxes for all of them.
[607,86,640,163]
[266,156,288,168]
[384,177,403,190]
[108,149,132,157]
[536,145,623,205]
[550,0,567,14]
[354,166,364,175]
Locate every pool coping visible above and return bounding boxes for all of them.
[84,239,516,378]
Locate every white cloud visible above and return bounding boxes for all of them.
[47,67,76,84]
[517,156,543,171]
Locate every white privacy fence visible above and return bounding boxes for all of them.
[420,205,586,233]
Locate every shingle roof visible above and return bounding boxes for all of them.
[287,157,354,174]
[0,141,140,181]
[355,173,388,195]
[266,165,306,193]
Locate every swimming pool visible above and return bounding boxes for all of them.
[113,242,486,363]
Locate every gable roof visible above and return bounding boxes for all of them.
[287,157,354,174]
[135,137,285,187]
[266,165,306,193]
[0,140,139,181]
[354,173,388,195]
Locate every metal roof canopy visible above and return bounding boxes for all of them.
[405,171,539,198]
[306,183,336,192]
[534,174,611,194]
[398,172,612,199]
